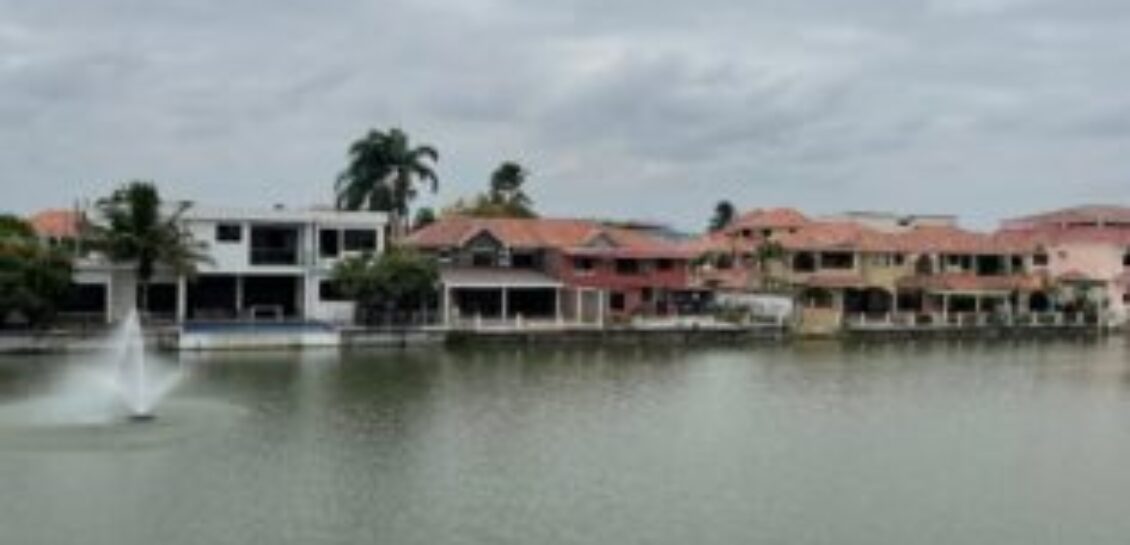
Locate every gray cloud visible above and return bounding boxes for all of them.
[1,0,1129,230]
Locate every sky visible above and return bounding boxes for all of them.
[1,0,1128,231]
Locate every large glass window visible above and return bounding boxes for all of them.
[319,229,340,258]
[343,229,377,252]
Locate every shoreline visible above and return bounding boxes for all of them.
[0,323,1116,355]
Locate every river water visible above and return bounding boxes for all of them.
[0,339,1128,544]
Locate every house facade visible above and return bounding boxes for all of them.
[403,217,703,327]
[997,205,1130,325]
[31,206,389,325]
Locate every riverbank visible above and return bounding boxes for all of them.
[0,321,1118,354]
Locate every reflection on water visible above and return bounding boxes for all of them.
[0,339,1129,545]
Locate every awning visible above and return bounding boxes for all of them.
[440,267,563,289]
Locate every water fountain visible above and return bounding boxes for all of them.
[112,309,181,422]
[117,310,155,421]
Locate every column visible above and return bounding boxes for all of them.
[576,289,584,325]
[555,289,563,326]
[443,285,452,326]
[501,288,509,323]
[176,275,187,324]
[235,276,245,318]
[598,290,606,328]
[104,279,114,325]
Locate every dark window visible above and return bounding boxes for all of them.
[656,259,674,271]
[616,259,641,275]
[472,252,495,267]
[793,252,816,272]
[1011,255,1024,270]
[573,257,596,272]
[319,281,349,302]
[893,254,905,266]
[343,230,377,252]
[216,224,241,242]
[821,252,855,269]
[319,229,339,258]
[61,283,106,314]
[642,287,653,303]
[1122,250,1130,267]
[511,253,536,269]
[610,292,626,311]
[1034,252,1049,266]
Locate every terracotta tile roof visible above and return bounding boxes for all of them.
[774,221,897,252]
[405,216,692,258]
[777,221,1038,254]
[992,227,1130,247]
[897,273,1048,293]
[729,208,809,231]
[1004,205,1130,228]
[681,231,760,256]
[27,209,81,239]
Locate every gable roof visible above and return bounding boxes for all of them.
[405,216,693,258]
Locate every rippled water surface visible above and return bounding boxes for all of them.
[1,339,1129,544]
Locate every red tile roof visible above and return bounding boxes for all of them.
[729,208,809,231]
[405,217,692,258]
[27,209,81,239]
[775,221,1040,254]
[1004,205,1130,228]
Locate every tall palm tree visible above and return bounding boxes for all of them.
[335,128,439,238]
[89,182,209,317]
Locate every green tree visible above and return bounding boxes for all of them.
[709,200,735,232]
[0,217,73,328]
[0,214,36,241]
[412,207,437,231]
[88,182,209,316]
[444,161,537,219]
[331,248,439,325]
[335,128,439,237]
[489,161,532,208]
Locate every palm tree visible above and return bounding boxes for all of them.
[89,182,209,318]
[335,128,439,238]
[709,200,736,232]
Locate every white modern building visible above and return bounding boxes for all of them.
[62,206,389,326]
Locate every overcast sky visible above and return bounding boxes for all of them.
[1,0,1128,230]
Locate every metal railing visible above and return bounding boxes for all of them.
[844,311,1105,330]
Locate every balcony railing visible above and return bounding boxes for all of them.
[250,248,302,266]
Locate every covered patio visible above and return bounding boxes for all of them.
[440,268,598,329]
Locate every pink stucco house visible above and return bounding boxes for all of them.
[998,205,1130,325]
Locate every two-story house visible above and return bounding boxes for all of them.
[403,217,700,327]
[32,206,389,325]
